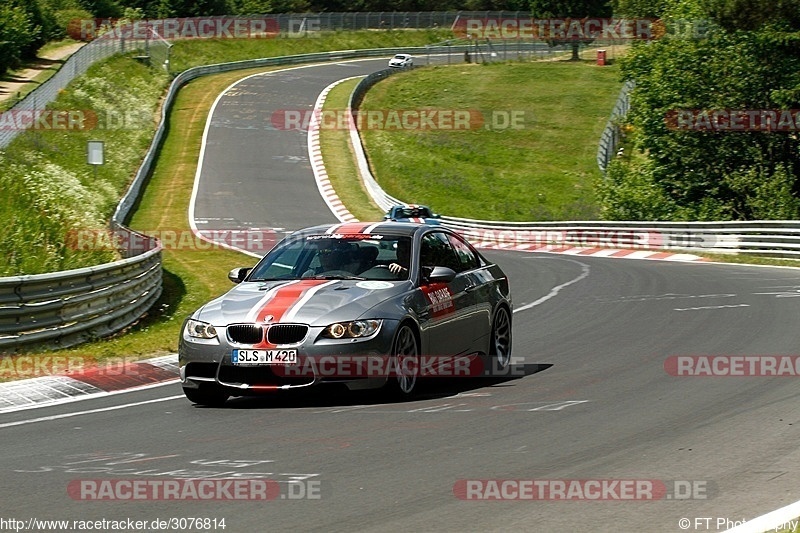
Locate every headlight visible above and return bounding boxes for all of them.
[322,320,382,339]
[186,319,218,339]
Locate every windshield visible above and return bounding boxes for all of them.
[247,234,412,281]
[396,206,433,218]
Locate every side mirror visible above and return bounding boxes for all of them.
[423,266,456,284]
[228,267,251,284]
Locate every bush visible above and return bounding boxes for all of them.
[58,8,97,41]
[602,26,800,221]
[597,152,678,220]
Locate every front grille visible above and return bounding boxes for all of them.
[227,324,264,344]
[267,324,308,345]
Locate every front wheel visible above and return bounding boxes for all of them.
[183,385,229,407]
[384,324,420,399]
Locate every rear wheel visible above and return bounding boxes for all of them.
[385,324,420,398]
[490,306,512,372]
[183,385,229,407]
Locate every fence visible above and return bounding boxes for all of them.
[597,80,634,173]
[0,30,168,149]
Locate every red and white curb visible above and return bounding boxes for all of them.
[0,354,179,414]
[477,242,708,261]
[308,77,361,224]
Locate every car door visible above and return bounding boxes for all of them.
[446,232,495,347]
[417,231,478,357]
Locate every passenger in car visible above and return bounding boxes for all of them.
[304,242,357,276]
[357,246,380,274]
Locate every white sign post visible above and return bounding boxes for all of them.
[87,140,104,178]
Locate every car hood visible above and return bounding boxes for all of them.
[195,278,410,326]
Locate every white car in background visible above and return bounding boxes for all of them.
[388,54,414,68]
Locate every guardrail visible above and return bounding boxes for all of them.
[439,218,800,257]
[3,41,797,352]
[0,225,161,351]
[347,70,800,259]
[4,42,533,353]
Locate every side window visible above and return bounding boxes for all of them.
[447,234,480,271]
[420,232,462,272]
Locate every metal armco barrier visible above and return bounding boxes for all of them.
[2,37,798,352]
[0,225,161,352]
[3,42,525,353]
[348,72,800,259]
[439,219,800,257]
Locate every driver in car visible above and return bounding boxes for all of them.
[389,239,410,276]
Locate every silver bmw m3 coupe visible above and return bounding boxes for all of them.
[179,221,512,406]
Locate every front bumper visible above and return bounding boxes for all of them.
[179,320,399,393]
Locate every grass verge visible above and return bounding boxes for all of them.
[3,38,798,374]
[358,59,622,221]
[0,54,169,275]
[0,67,278,370]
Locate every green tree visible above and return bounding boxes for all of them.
[529,0,613,60]
[610,0,669,17]
[606,15,800,221]
[0,4,34,74]
[702,0,800,31]
[156,0,227,18]
[227,0,272,15]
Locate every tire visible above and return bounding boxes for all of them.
[384,324,420,398]
[489,306,512,373]
[183,385,229,407]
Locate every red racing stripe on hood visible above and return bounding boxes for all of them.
[247,279,329,349]
[253,279,329,323]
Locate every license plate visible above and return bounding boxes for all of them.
[232,349,297,365]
